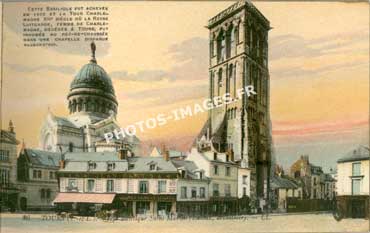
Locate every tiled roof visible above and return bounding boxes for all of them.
[0,130,19,145]
[271,176,299,189]
[65,151,119,161]
[127,157,177,173]
[310,164,323,175]
[150,147,185,158]
[62,160,128,172]
[24,148,60,167]
[54,116,77,128]
[61,152,177,173]
[338,145,370,163]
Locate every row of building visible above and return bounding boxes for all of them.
[1,122,368,218]
[1,0,368,219]
[0,124,251,217]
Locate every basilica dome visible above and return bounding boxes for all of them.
[67,42,118,121]
[70,62,115,95]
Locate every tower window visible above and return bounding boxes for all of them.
[217,30,226,62]
[217,69,222,96]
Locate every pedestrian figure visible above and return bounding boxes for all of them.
[260,198,269,220]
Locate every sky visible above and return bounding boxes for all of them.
[1,1,369,172]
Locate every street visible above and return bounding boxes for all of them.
[0,213,368,233]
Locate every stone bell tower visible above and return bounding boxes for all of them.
[207,0,272,201]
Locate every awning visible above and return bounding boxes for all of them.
[53,193,116,204]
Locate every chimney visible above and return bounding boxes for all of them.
[58,145,65,169]
[164,149,170,161]
[8,120,15,134]
[59,159,65,169]
[119,147,128,160]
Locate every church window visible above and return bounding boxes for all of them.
[235,23,239,44]
[85,100,89,111]
[217,30,226,62]
[217,69,222,96]
[226,27,232,58]
[228,64,233,97]
[77,101,82,112]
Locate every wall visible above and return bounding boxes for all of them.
[337,160,369,196]
[176,179,209,201]
[0,140,18,184]
[237,167,250,198]
[59,177,177,195]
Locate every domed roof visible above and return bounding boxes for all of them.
[70,61,115,94]
[70,42,115,95]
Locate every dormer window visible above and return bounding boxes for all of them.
[147,161,158,171]
[198,171,203,180]
[107,162,116,171]
[181,170,186,178]
[88,161,97,170]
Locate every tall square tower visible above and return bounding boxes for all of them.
[207,0,271,200]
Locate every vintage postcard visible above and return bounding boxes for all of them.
[0,0,369,232]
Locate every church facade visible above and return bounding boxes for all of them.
[39,42,141,156]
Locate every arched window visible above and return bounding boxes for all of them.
[229,27,235,57]
[234,23,239,44]
[77,99,82,112]
[68,142,74,152]
[217,68,223,96]
[210,33,216,57]
[226,26,233,58]
[210,71,214,99]
[228,64,233,96]
[217,30,226,62]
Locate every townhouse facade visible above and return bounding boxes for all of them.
[17,148,60,210]
[337,145,369,218]
[172,160,210,217]
[290,155,335,200]
[187,148,241,215]
[0,121,20,211]
[54,149,178,217]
